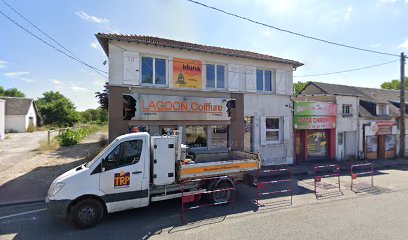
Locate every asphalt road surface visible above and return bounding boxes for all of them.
[1,167,408,240]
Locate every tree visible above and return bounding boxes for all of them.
[380,78,408,90]
[95,82,109,110]
[293,81,309,96]
[35,91,79,127]
[0,86,25,97]
[79,107,108,124]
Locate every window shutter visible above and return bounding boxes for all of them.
[123,51,140,85]
[260,116,266,146]
[276,69,286,94]
[245,66,257,92]
[228,64,240,91]
[283,116,290,143]
[285,70,293,95]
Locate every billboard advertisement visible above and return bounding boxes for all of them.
[293,116,336,129]
[173,58,202,89]
[294,102,336,116]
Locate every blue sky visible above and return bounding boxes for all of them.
[0,0,407,111]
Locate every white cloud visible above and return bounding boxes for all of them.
[90,41,99,49]
[4,71,30,77]
[344,7,352,21]
[399,39,408,49]
[380,0,397,3]
[70,86,89,92]
[370,43,381,48]
[75,11,110,24]
[20,78,35,83]
[49,79,64,85]
[0,60,8,69]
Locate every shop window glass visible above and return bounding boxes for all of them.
[366,136,378,153]
[306,130,328,157]
[385,135,395,151]
[211,126,228,148]
[266,118,280,142]
[186,126,207,147]
[142,57,153,84]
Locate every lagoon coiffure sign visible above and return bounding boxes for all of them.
[123,94,230,121]
[293,102,337,129]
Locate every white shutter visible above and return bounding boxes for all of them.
[260,116,266,146]
[245,66,257,92]
[285,70,293,95]
[123,51,140,85]
[276,69,286,94]
[228,64,240,91]
[283,116,291,143]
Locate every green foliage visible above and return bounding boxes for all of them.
[79,108,108,124]
[95,82,109,110]
[57,126,95,146]
[35,91,79,127]
[293,81,309,96]
[0,86,25,97]
[380,78,408,90]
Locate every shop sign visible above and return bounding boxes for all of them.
[370,122,393,135]
[293,116,336,129]
[173,58,202,89]
[123,94,230,121]
[294,102,336,116]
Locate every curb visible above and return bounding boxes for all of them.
[0,200,45,208]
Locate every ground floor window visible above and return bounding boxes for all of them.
[306,129,328,158]
[211,126,228,148]
[186,126,208,148]
[184,125,228,149]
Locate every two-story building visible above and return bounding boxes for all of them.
[298,82,399,161]
[96,33,303,166]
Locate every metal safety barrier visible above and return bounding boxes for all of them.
[350,163,374,192]
[255,168,293,205]
[180,175,236,223]
[313,164,341,198]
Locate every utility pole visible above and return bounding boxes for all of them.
[400,52,406,158]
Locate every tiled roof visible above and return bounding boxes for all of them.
[95,33,303,67]
[0,97,33,115]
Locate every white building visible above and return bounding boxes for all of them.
[0,99,5,139]
[0,97,39,133]
[96,33,303,165]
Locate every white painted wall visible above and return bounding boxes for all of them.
[5,115,26,132]
[0,100,5,139]
[244,94,293,165]
[108,41,294,96]
[25,101,37,129]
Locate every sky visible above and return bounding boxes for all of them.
[0,0,407,111]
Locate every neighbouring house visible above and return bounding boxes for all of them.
[298,82,400,161]
[0,97,39,133]
[96,33,303,166]
[0,99,5,139]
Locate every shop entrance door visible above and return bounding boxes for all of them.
[337,132,345,160]
[295,130,305,161]
[306,129,329,160]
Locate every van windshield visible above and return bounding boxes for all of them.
[85,139,118,168]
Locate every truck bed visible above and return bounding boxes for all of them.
[179,150,260,180]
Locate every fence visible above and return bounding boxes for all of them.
[350,163,374,192]
[313,164,341,198]
[255,168,293,206]
[180,175,236,223]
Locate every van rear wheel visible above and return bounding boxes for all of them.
[70,199,103,229]
[210,179,234,204]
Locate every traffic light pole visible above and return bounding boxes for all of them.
[399,52,406,158]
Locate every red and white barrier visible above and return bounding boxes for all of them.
[350,163,374,192]
[313,164,341,198]
[255,168,293,206]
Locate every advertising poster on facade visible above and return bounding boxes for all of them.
[173,58,202,89]
[293,116,336,129]
[294,102,336,116]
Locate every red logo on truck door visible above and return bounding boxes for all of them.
[114,171,130,188]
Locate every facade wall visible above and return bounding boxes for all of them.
[5,115,26,132]
[0,100,4,139]
[25,102,37,129]
[106,40,297,166]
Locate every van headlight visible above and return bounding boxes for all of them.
[50,182,65,196]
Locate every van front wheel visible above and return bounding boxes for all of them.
[70,199,103,229]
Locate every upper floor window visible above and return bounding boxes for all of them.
[256,69,273,92]
[377,104,389,116]
[206,64,225,89]
[141,56,167,85]
[342,104,352,116]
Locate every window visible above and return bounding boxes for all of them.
[206,64,225,88]
[256,69,273,92]
[106,140,143,170]
[141,56,167,85]
[266,118,280,142]
[186,126,208,148]
[211,126,228,148]
[377,104,389,115]
[342,104,352,116]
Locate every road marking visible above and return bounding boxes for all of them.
[0,208,46,220]
[2,217,37,224]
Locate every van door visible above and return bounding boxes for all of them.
[99,138,147,212]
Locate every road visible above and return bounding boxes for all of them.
[1,167,408,240]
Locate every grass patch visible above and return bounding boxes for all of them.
[38,138,60,153]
